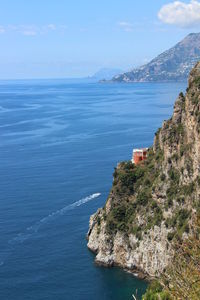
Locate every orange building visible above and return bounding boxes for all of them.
[132,148,148,165]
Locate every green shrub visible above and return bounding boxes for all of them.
[177,209,190,229]
[134,166,145,180]
[172,153,179,161]
[116,221,128,231]
[192,97,199,105]
[151,201,158,210]
[142,281,171,300]
[168,168,180,183]
[112,204,126,223]
[131,225,142,240]
[194,76,200,86]
[166,184,177,202]
[177,124,184,135]
[97,216,101,226]
[118,172,135,190]
[164,196,173,210]
[155,149,164,161]
[160,174,166,181]
[165,209,190,238]
[166,215,177,229]
[182,182,195,195]
[167,231,175,241]
[106,217,116,234]
[154,207,163,226]
[180,145,185,156]
[182,223,189,233]
[136,189,151,206]
[144,178,151,186]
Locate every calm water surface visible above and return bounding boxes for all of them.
[0,80,186,300]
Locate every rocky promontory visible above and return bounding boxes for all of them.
[87,62,200,278]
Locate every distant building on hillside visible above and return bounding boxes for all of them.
[132,148,148,165]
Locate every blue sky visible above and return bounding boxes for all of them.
[0,0,200,79]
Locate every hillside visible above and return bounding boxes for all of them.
[87,62,200,278]
[111,33,200,82]
[91,68,123,80]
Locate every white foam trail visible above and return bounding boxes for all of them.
[27,193,101,233]
[9,193,101,245]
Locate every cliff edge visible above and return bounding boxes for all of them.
[87,62,200,278]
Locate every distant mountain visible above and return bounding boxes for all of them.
[91,68,123,81]
[112,33,200,82]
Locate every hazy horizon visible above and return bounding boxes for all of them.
[1,0,200,79]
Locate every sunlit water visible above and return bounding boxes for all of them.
[0,79,186,300]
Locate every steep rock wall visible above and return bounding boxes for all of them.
[87,63,200,277]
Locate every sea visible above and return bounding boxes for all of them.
[0,79,186,300]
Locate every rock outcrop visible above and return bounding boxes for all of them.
[87,62,200,277]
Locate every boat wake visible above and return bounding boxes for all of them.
[9,193,101,245]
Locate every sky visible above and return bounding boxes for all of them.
[0,0,200,79]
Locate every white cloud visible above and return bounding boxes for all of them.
[47,24,56,30]
[40,24,58,34]
[0,24,67,36]
[158,0,200,27]
[0,26,5,34]
[22,30,37,36]
[18,25,38,36]
[118,21,133,32]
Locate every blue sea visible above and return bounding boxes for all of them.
[0,79,186,300]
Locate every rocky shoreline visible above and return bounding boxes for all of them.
[87,207,172,278]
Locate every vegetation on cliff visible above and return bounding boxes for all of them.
[106,152,164,237]
[87,62,200,282]
[105,147,193,242]
[102,61,200,244]
[142,215,200,300]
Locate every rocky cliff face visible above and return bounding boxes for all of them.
[111,33,200,82]
[87,62,200,278]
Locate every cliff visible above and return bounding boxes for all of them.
[111,33,200,82]
[87,62,200,278]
